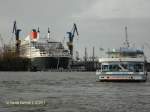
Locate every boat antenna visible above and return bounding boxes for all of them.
[47,27,50,41]
[125,26,130,48]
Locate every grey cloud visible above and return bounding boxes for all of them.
[0,0,150,59]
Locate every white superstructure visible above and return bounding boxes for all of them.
[20,29,71,59]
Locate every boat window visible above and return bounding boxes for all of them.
[102,65,109,72]
[121,64,128,69]
[109,65,113,71]
[102,64,121,72]
[118,64,128,72]
[101,63,144,72]
[134,63,143,72]
[128,64,134,72]
[110,64,121,72]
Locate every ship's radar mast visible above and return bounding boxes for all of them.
[125,26,130,48]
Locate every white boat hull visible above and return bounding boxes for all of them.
[97,74,147,81]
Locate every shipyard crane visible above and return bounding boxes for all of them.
[12,21,21,55]
[66,23,79,57]
[0,34,4,57]
[0,34,4,49]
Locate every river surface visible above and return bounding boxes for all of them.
[0,72,150,112]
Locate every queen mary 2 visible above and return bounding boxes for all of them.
[20,28,71,71]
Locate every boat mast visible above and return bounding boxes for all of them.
[92,46,95,62]
[125,26,130,48]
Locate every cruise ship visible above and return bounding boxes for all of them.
[20,29,71,71]
[0,21,71,71]
[96,27,147,81]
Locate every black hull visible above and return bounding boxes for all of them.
[0,56,70,71]
[0,57,30,71]
[30,57,70,71]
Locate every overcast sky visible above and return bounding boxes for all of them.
[0,0,150,59]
